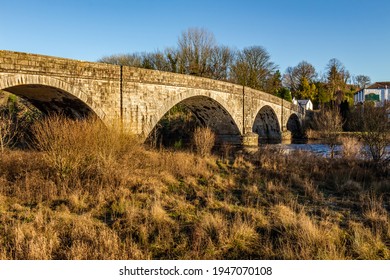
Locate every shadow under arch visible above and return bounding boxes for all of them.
[286,113,304,139]
[146,95,241,147]
[0,74,104,119]
[252,105,281,143]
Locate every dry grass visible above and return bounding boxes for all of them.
[0,117,389,260]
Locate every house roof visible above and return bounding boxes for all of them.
[354,82,390,95]
[366,82,390,89]
[297,99,311,105]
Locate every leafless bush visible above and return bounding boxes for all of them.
[340,136,362,160]
[315,108,343,158]
[32,116,140,180]
[0,110,17,153]
[354,102,390,162]
[193,127,215,157]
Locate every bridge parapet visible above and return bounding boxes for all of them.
[0,50,120,81]
[123,67,243,95]
[244,87,288,108]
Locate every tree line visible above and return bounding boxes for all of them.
[99,27,371,108]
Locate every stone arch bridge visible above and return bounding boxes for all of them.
[0,50,303,145]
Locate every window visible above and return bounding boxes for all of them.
[365,92,380,101]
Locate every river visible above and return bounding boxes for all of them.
[272,140,390,158]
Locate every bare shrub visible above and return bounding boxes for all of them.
[193,126,215,157]
[32,116,140,181]
[0,107,18,152]
[315,108,344,158]
[354,102,390,162]
[340,136,362,160]
[32,116,94,179]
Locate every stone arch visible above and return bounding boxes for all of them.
[147,94,241,145]
[252,105,281,142]
[0,74,105,119]
[286,113,304,139]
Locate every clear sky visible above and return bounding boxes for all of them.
[1,0,389,82]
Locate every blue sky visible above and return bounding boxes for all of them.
[1,0,389,82]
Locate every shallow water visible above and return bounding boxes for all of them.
[278,143,342,157]
[271,140,390,158]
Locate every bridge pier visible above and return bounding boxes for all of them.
[241,132,259,147]
[282,130,292,141]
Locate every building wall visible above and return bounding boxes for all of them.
[354,87,389,104]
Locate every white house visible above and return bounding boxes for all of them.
[292,98,313,112]
[354,82,390,105]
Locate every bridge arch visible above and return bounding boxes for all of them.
[146,91,242,145]
[286,113,304,139]
[252,105,282,142]
[0,74,105,119]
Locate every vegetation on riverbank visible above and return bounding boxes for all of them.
[0,117,389,260]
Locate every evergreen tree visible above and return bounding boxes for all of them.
[277,87,292,102]
[297,77,317,100]
[266,70,283,94]
[326,58,349,105]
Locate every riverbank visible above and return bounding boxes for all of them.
[0,118,389,259]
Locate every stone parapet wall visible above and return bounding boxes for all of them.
[0,50,120,81]
[122,67,243,96]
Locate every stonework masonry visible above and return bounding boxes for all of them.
[0,50,302,144]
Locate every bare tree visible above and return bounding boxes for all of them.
[164,47,179,73]
[355,75,371,89]
[315,108,344,158]
[208,45,234,80]
[98,53,143,67]
[230,46,277,91]
[141,51,171,71]
[283,61,317,93]
[177,27,216,77]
